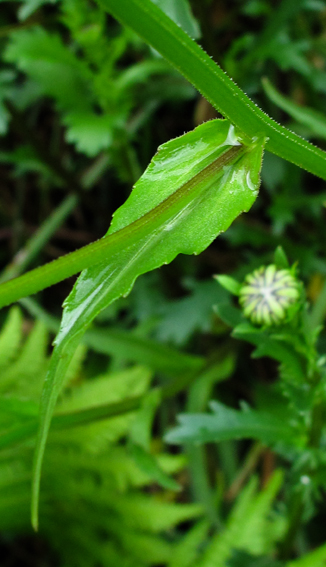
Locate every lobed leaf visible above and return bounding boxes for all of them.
[165,400,299,446]
[4,28,92,112]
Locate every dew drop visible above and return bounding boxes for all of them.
[246,171,256,191]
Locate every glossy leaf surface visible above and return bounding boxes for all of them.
[31,119,265,528]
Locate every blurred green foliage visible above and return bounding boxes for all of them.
[1,0,326,564]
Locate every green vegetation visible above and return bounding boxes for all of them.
[1,0,326,564]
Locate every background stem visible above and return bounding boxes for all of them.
[98,0,326,180]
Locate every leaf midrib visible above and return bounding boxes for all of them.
[0,144,244,309]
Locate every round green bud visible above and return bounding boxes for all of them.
[239,264,300,326]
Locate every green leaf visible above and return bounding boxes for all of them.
[4,28,121,157]
[0,319,48,398]
[4,27,92,112]
[242,0,307,67]
[274,246,289,269]
[64,110,124,157]
[0,307,22,372]
[155,279,228,345]
[84,326,205,375]
[57,365,152,449]
[0,310,202,565]
[186,355,235,525]
[31,119,265,529]
[112,495,202,532]
[286,543,326,567]
[0,146,54,178]
[214,302,244,328]
[58,365,151,415]
[227,551,283,567]
[129,389,180,491]
[165,400,298,446]
[130,389,161,451]
[215,274,242,296]
[197,472,285,566]
[232,323,306,383]
[262,78,326,140]
[20,296,205,376]
[0,71,15,135]
[129,443,181,491]
[168,520,210,567]
[17,0,58,21]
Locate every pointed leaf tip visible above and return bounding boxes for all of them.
[32,119,266,525]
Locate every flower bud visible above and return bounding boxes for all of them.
[239,264,300,326]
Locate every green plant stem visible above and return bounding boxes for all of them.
[12,177,25,254]
[97,0,326,180]
[279,495,305,560]
[185,356,234,527]
[0,194,78,284]
[0,145,242,309]
[225,442,264,501]
[80,153,110,190]
[0,19,38,37]
[0,231,110,307]
[0,107,111,284]
[0,147,111,285]
[308,400,325,448]
[309,279,326,329]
